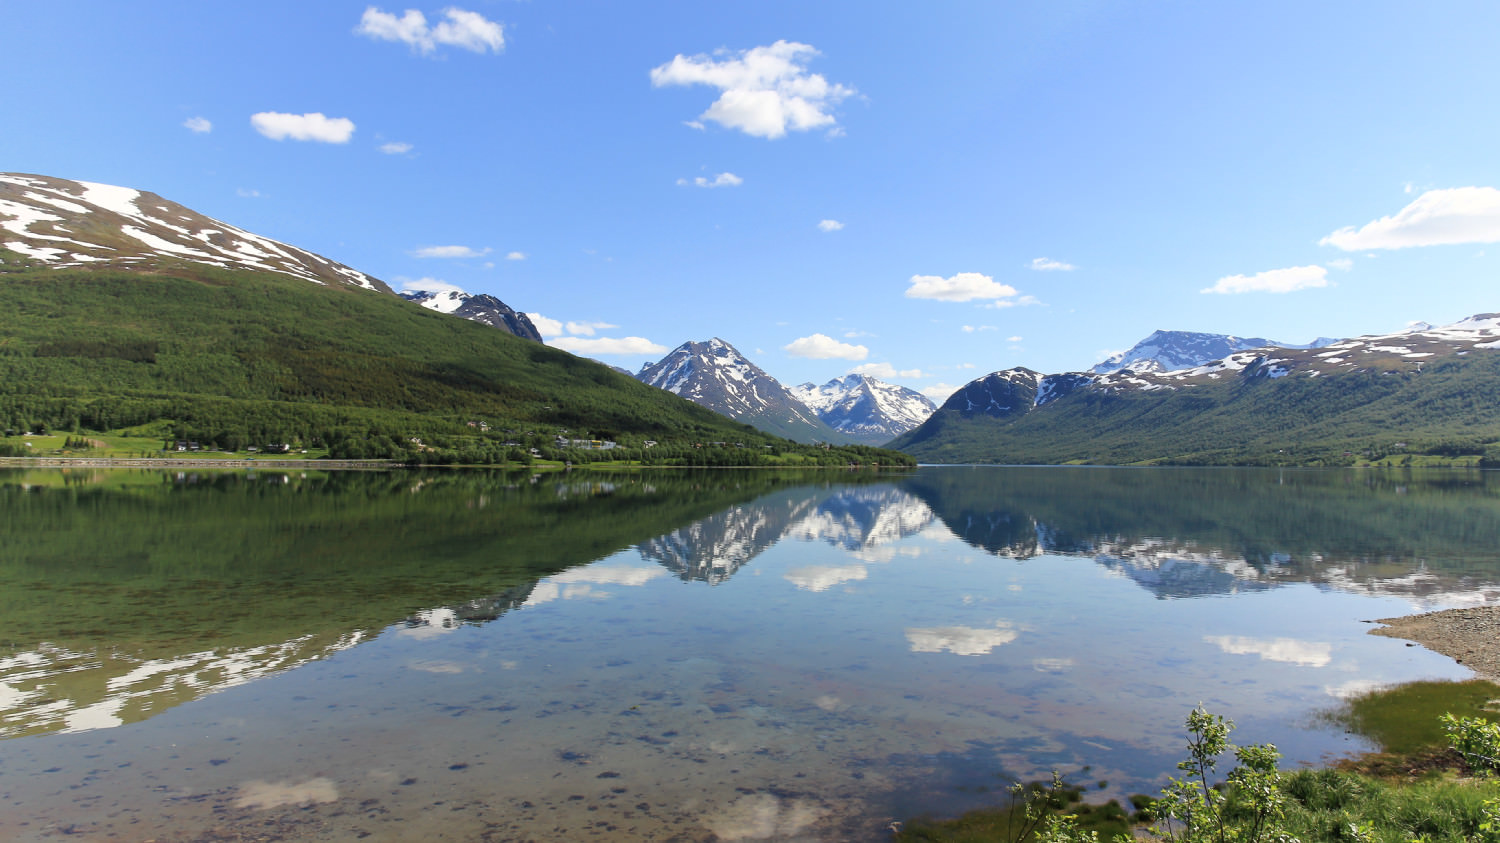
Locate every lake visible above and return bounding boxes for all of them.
[1,465,1497,841]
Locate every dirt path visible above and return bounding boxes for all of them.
[1371,605,1500,682]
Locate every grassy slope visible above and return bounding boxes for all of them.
[891,354,1500,465]
[0,260,921,471]
[0,262,751,435]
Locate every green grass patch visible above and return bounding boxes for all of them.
[1321,679,1500,757]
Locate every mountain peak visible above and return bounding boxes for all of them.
[0,173,390,292]
[637,340,850,444]
[400,285,542,341]
[1092,330,1277,375]
[789,374,936,445]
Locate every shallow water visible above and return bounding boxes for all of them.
[1,466,1497,840]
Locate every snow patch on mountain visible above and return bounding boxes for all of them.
[1092,330,1280,375]
[400,285,542,341]
[0,173,388,291]
[637,339,847,444]
[789,374,936,445]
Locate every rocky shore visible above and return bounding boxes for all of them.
[1371,605,1500,682]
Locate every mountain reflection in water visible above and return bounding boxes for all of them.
[0,466,1497,841]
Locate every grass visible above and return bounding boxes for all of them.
[1,432,332,460]
[1322,679,1500,758]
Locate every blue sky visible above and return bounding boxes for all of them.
[5,2,1499,400]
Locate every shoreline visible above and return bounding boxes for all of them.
[1370,605,1500,682]
[0,456,400,470]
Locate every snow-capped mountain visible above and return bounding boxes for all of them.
[0,173,388,291]
[944,314,1500,420]
[400,287,542,341]
[636,338,852,444]
[789,374,936,445]
[0,174,556,342]
[1093,329,1345,375]
[893,312,1500,464]
[637,485,933,584]
[1094,313,1500,387]
[1092,330,1279,374]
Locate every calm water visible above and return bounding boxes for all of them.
[1,466,1498,841]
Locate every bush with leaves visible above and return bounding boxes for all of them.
[1440,713,1500,777]
[1034,706,1299,843]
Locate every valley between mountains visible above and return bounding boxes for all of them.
[3,172,1498,467]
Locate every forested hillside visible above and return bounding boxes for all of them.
[891,351,1500,466]
[0,259,912,466]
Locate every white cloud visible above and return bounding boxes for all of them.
[1327,258,1354,271]
[842,330,875,338]
[356,6,504,55]
[905,622,1018,656]
[677,172,743,188]
[251,112,356,144]
[684,120,705,130]
[961,325,997,333]
[1321,187,1500,250]
[1203,635,1332,667]
[565,320,618,336]
[506,251,526,261]
[784,565,868,592]
[1033,657,1075,673]
[1007,335,1023,343]
[524,582,604,606]
[1201,265,1329,295]
[551,566,665,587]
[906,272,1019,303]
[650,40,855,139]
[986,294,1040,309]
[183,116,212,134]
[399,277,465,295]
[1029,257,1075,271]
[817,219,844,232]
[1325,679,1386,700]
[850,362,927,379]
[236,188,262,198]
[784,333,868,360]
[411,245,491,258]
[380,141,413,155]
[548,336,669,356]
[920,383,960,402]
[526,312,564,337]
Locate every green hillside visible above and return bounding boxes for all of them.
[0,258,912,466]
[890,352,1500,466]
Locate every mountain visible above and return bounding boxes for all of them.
[399,287,542,341]
[1092,330,1343,374]
[0,173,912,466]
[0,173,388,291]
[1092,330,1278,374]
[899,467,1500,603]
[636,338,855,444]
[0,172,544,344]
[638,483,934,584]
[891,315,1500,465]
[789,374,936,446]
